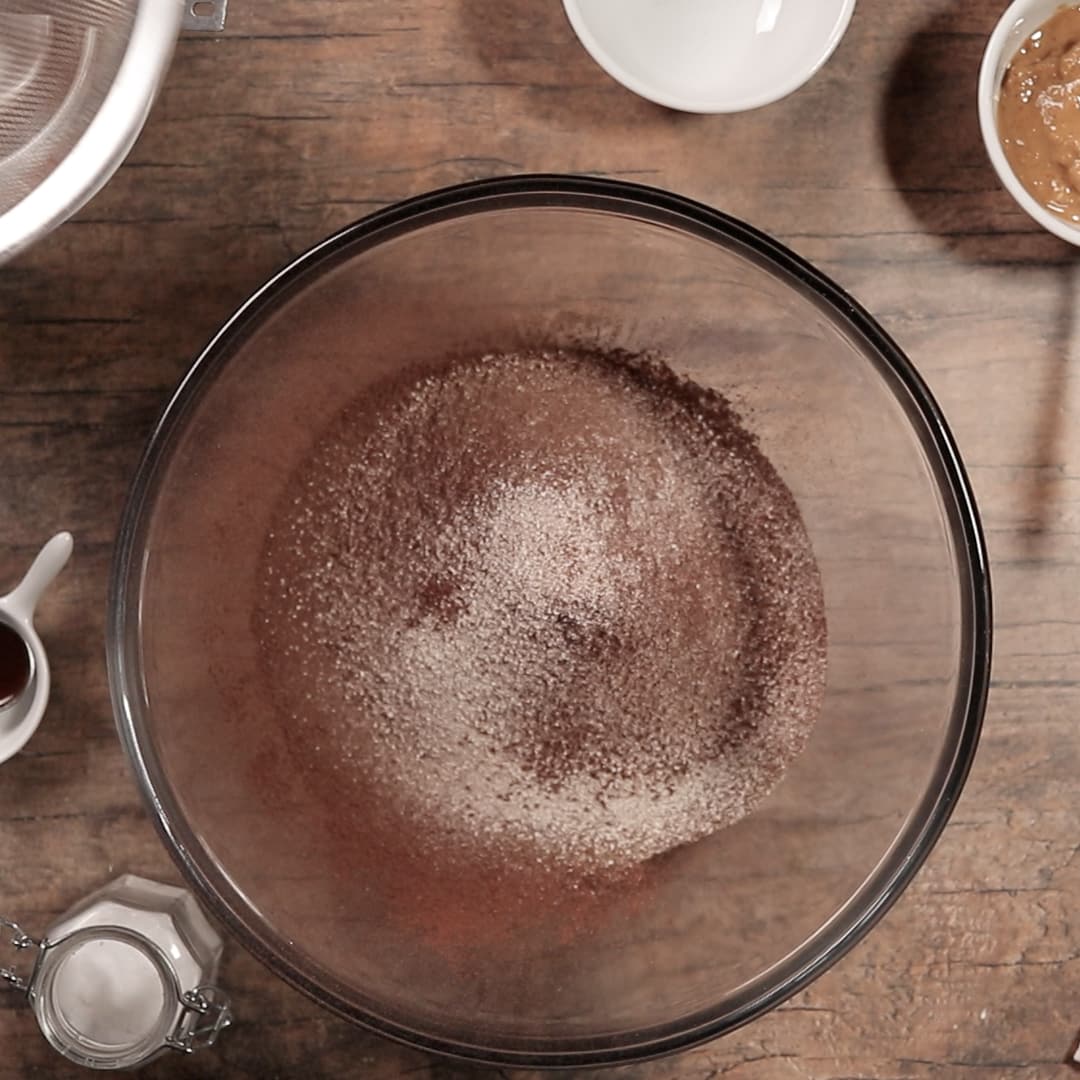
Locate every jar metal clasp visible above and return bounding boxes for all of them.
[167,985,233,1053]
[0,916,41,993]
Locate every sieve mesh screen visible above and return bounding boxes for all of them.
[0,14,132,214]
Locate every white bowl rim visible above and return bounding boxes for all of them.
[561,0,858,114]
[978,0,1080,247]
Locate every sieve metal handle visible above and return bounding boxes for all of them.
[182,0,227,32]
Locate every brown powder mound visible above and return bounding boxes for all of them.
[254,347,826,905]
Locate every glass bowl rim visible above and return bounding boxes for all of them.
[107,173,992,1068]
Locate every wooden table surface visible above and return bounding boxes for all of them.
[1,0,1078,1076]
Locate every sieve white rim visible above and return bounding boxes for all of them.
[0,0,183,264]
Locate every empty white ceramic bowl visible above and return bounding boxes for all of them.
[979,0,1080,246]
[562,0,857,114]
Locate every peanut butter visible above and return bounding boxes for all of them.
[999,5,1080,224]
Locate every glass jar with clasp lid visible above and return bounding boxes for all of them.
[1,874,231,1070]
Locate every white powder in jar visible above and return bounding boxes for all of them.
[51,938,167,1049]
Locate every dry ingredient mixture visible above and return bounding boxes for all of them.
[254,347,826,939]
[999,4,1080,223]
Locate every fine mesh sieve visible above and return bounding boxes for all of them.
[0,0,184,263]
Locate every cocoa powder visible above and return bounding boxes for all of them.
[253,347,827,951]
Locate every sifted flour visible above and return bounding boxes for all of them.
[255,347,826,884]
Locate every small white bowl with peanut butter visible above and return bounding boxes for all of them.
[980,0,1080,244]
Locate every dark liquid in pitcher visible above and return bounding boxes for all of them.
[0,623,30,708]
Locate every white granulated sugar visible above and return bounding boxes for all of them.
[52,939,166,1048]
[256,348,826,878]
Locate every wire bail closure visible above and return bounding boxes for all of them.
[167,985,233,1053]
[0,917,40,993]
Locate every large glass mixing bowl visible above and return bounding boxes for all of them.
[108,176,991,1067]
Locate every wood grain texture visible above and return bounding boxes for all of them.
[1,0,1078,1076]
